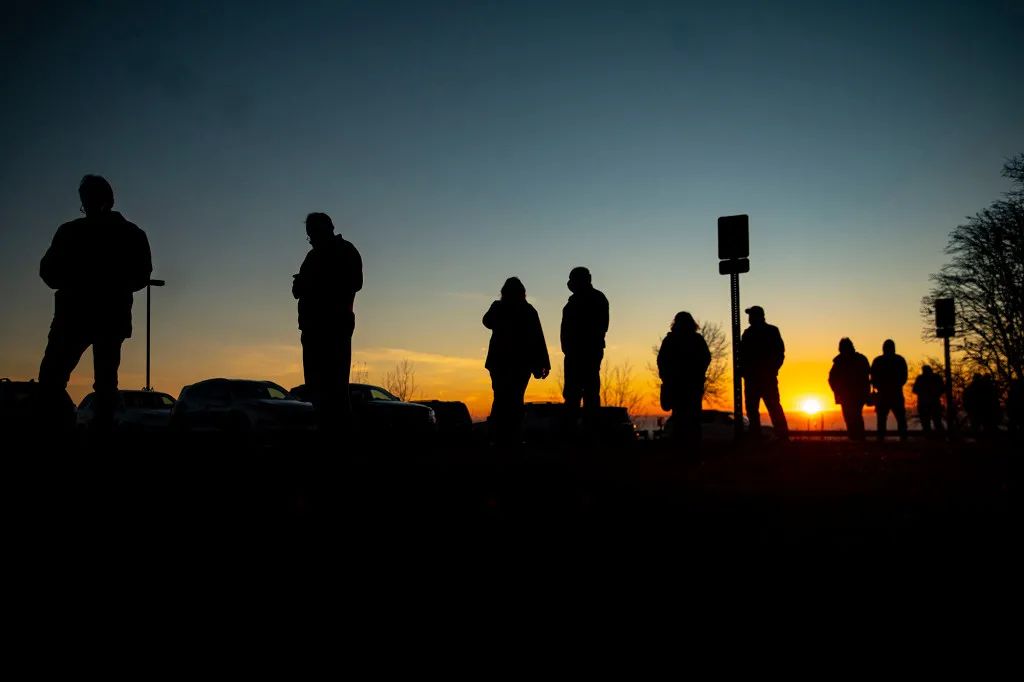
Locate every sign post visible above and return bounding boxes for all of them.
[935,297,956,435]
[145,279,166,391]
[718,215,750,441]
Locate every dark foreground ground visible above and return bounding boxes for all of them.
[5,432,1018,631]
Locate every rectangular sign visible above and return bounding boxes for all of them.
[718,214,749,260]
[719,258,750,275]
[935,297,955,337]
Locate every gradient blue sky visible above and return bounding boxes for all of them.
[1,0,1022,413]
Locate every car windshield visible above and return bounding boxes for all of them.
[369,388,398,401]
[232,383,290,400]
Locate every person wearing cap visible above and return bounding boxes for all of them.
[483,277,551,445]
[870,339,908,441]
[739,305,789,440]
[293,212,363,432]
[38,175,152,434]
[560,266,609,430]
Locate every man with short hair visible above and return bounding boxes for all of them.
[560,267,609,429]
[740,305,789,441]
[293,212,362,432]
[38,175,153,433]
[870,339,909,441]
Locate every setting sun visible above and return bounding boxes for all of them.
[801,398,823,415]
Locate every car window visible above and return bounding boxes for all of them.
[369,388,397,401]
[160,395,175,406]
[189,383,231,402]
[267,386,287,400]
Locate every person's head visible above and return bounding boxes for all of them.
[745,305,765,323]
[567,266,592,293]
[921,365,933,375]
[305,212,335,247]
[79,175,114,215]
[883,339,896,355]
[501,276,526,302]
[671,311,698,334]
[838,337,855,354]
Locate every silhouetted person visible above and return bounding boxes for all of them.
[38,175,152,433]
[962,373,1000,436]
[912,365,945,435]
[657,312,711,446]
[560,266,609,430]
[828,338,870,441]
[870,339,908,441]
[740,306,789,440]
[293,213,362,432]
[483,277,550,445]
[1007,378,1023,440]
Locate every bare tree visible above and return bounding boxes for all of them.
[351,361,369,385]
[921,153,1024,392]
[383,359,418,401]
[600,359,645,415]
[649,320,730,408]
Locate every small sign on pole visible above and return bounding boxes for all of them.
[934,297,956,436]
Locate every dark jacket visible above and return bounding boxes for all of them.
[912,372,945,404]
[293,234,363,332]
[870,353,908,398]
[560,286,609,356]
[740,322,785,380]
[40,211,152,338]
[657,330,711,400]
[483,300,550,375]
[829,351,871,405]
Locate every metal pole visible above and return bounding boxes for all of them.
[146,283,151,391]
[731,272,743,440]
[944,335,954,435]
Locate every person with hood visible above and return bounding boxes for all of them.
[293,212,363,432]
[870,339,909,441]
[912,365,945,435]
[560,266,609,429]
[483,277,550,445]
[962,373,1000,436]
[740,305,789,440]
[828,337,871,441]
[657,312,711,445]
[38,175,152,433]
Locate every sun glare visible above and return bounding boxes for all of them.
[801,398,822,415]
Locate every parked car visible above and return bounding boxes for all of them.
[0,378,74,434]
[76,390,175,432]
[521,402,638,444]
[413,400,472,439]
[290,383,437,437]
[170,379,314,434]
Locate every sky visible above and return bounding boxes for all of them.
[1,0,1022,418]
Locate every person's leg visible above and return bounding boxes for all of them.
[876,402,890,441]
[302,331,329,430]
[490,370,516,444]
[744,380,763,437]
[562,354,583,428]
[919,403,932,434]
[509,371,530,444]
[761,377,789,439]
[851,402,865,440]
[38,326,90,430]
[580,351,603,426]
[91,336,124,433]
[893,397,907,440]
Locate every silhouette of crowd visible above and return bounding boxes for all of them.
[29,175,1021,447]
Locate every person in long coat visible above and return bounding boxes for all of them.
[828,337,871,441]
[657,312,711,445]
[483,277,550,444]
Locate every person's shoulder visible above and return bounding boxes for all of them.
[55,217,87,234]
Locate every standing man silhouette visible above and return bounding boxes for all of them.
[657,312,711,446]
[560,266,609,430]
[912,365,945,435]
[870,339,909,441]
[483,277,550,446]
[828,337,871,441]
[293,212,362,432]
[740,305,789,441]
[38,175,152,433]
